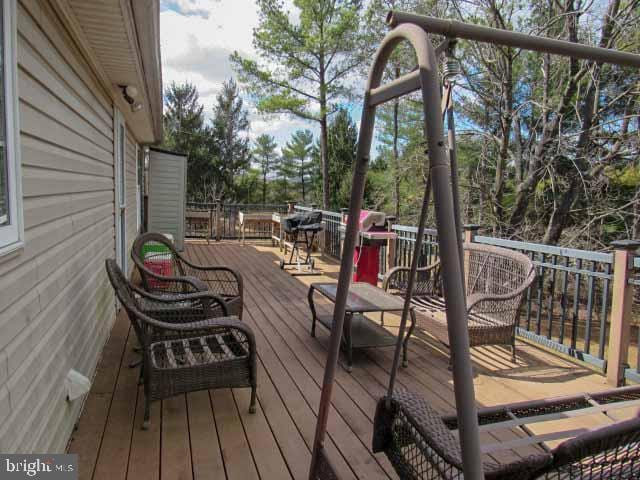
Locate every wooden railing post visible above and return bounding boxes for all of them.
[463,225,481,276]
[606,239,640,386]
[215,198,222,242]
[287,201,296,214]
[463,224,481,244]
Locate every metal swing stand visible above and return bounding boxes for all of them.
[308,9,640,480]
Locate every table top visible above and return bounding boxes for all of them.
[311,282,407,313]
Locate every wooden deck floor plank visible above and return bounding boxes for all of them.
[192,244,378,478]
[161,395,192,480]
[189,244,358,480]
[69,241,618,480]
[201,243,393,478]
[127,385,161,480]
[92,323,139,480]
[210,389,260,480]
[186,390,225,480]
[232,387,294,480]
[68,310,130,480]
[238,247,546,462]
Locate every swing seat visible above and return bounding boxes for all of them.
[373,386,640,480]
[383,243,536,361]
[373,389,553,480]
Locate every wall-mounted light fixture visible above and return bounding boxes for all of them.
[119,84,143,113]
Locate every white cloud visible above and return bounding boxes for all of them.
[160,0,313,146]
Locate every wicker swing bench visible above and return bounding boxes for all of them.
[383,243,536,361]
[373,385,640,479]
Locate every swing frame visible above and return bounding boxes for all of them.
[309,10,640,480]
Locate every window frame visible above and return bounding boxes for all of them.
[0,0,22,257]
[114,108,127,273]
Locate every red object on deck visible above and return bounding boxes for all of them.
[353,245,380,285]
[144,257,173,289]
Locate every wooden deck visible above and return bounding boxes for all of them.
[68,240,614,480]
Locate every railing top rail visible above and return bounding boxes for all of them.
[475,236,613,263]
[391,224,440,236]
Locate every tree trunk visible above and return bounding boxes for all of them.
[319,46,330,210]
[301,164,306,202]
[262,169,267,204]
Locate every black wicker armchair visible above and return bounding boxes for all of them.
[132,232,244,319]
[106,259,257,429]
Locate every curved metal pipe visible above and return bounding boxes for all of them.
[309,22,484,480]
[387,11,640,69]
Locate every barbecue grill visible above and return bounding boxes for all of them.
[279,211,324,274]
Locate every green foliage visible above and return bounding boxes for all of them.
[282,130,314,202]
[231,0,370,208]
[253,134,279,204]
[326,109,358,209]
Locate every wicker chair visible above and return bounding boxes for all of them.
[383,242,536,361]
[105,259,257,429]
[132,232,244,319]
[373,386,640,479]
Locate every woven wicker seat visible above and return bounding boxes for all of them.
[132,232,244,319]
[105,259,257,429]
[383,243,536,361]
[373,386,640,479]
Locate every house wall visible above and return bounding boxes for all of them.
[0,0,142,453]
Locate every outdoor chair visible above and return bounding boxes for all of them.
[373,386,640,479]
[132,232,244,319]
[105,259,257,429]
[383,242,536,362]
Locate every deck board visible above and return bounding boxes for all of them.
[68,241,613,479]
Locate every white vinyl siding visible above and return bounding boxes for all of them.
[0,0,141,453]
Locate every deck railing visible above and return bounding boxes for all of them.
[186,201,289,240]
[292,204,640,386]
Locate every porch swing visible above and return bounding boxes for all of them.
[308,10,640,480]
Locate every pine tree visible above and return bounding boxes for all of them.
[210,79,251,201]
[231,0,370,209]
[253,134,278,204]
[327,109,357,209]
[282,130,314,202]
[162,82,210,200]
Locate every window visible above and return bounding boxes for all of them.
[0,0,21,255]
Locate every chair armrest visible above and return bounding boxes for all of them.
[132,284,230,317]
[382,261,441,292]
[136,262,209,294]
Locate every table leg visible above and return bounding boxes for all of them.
[344,313,353,373]
[403,308,417,368]
[308,286,317,337]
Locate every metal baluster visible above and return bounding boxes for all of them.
[571,258,582,351]
[584,261,596,354]
[598,263,611,360]
[547,255,557,339]
[535,253,546,335]
[559,256,570,345]
[525,251,535,331]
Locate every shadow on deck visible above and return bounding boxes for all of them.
[68,240,611,480]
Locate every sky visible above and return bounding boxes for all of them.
[160,0,317,148]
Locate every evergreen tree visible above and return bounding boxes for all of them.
[210,79,251,201]
[231,0,370,210]
[162,82,210,200]
[282,130,314,202]
[253,134,278,204]
[326,109,357,209]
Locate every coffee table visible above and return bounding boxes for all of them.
[308,282,416,372]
